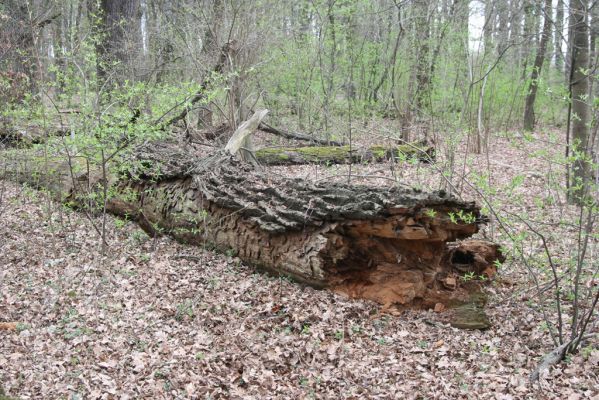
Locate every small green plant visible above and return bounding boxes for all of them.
[301,324,311,335]
[175,300,195,321]
[114,217,127,229]
[334,330,344,340]
[15,323,30,333]
[133,339,148,351]
[130,230,149,244]
[417,340,428,349]
[423,208,437,218]
[581,345,595,360]
[460,271,476,282]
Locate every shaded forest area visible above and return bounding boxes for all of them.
[0,0,598,398]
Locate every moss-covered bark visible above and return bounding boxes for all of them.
[254,143,435,165]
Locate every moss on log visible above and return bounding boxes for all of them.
[254,143,435,165]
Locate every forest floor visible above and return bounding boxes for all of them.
[0,127,598,399]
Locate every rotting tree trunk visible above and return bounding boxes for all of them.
[254,143,435,166]
[2,141,502,314]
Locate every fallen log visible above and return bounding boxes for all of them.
[0,117,68,146]
[254,143,435,165]
[258,122,343,146]
[2,141,502,314]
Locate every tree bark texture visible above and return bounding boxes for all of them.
[2,142,503,310]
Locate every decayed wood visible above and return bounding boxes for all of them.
[225,109,269,161]
[1,141,502,310]
[254,143,435,165]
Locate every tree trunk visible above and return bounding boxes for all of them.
[555,0,565,72]
[520,0,536,73]
[95,0,141,88]
[568,0,591,204]
[483,0,495,55]
[523,0,552,132]
[496,0,510,55]
[413,0,431,117]
[254,143,435,166]
[3,142,503,311]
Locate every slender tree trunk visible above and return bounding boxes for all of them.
[555,0,565,71]
[590,2,598,100]
[521,0,536,75]
[508,0,522,47]
[565,3,575,83]
[197,0,224,129]
[483,0,494,55]
[568,0,591,204]
[523,0,552,131]
[413,0,431,119]
[496,0,510,55]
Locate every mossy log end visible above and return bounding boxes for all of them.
[254,143,435,165]
[2,142,502,311]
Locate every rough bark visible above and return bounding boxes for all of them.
[254,143,435,166]
[2,141,503,313]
